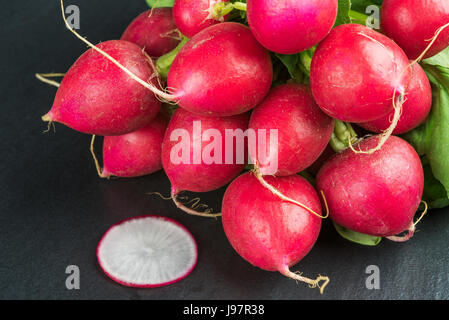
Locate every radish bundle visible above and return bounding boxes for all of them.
[37,0,449,293]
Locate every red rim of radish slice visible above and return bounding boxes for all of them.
[97,215,198,288]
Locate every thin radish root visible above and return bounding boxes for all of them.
[281,268,330,294]
[171,189,222,218]
[386,201,428,242]
[90,135,107,179]
[385,222,415,242]
[147,0,161,19]
[142,49,179,105]
[59,0,178,103]
[184,197,212,212]
[147,192,172,201]
[351,22,449,154]
[416,22,449,62]
[35,73,65,88]
[349,92,405,155]
[253,165,329,219]
[149,192,213,208]
[161,29,183,41]
[42,121,56,134]
[41,110,56,133]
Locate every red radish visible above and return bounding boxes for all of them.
[162,108,249,216]
[358,63,432,135]
[247,0,338,54]
[249,84,334,176]
[222,173,329,293]
[59,11,272,118]
[381,0,449,60]
[97,216,197,288]
[167,22,273,117]
[310,24,411,123]
[121,8,180,58]
[94,114,168,178]
[173,0,229,38]
[317,136,424,240]
[42,40,161,136]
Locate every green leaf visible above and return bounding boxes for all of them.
[424,47,449,69]
[335,0,351,26]
[274,54,305,83]
[404,63,449,204]
[350,0,383,13]
[275,53,299,78]
[419,65,449,197]
[298,171,316,186]
[146,0,174,8]
[402,123,427,156]
[404,49,449,209]
[227,1,247,23]
[421,157,449,209]
[333,222,382,246]
[274,48,314,83]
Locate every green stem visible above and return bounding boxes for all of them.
[330,120,359,153]
[329,133,348,153]
[156,36,189,79]
[298,51,312,76]
[349,9,379,27]
[212,2,235,19]
[232,2,247,11]
[349,10,369,24]
[293,66,306,84]
[212,1,247,20]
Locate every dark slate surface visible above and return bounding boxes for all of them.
[1,0,448,300]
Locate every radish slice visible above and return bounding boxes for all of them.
[97,216,198,288]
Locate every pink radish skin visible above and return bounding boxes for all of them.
[247,0,338,54]
[310,24,411,123]
[121,8,180,58]
[162,108,249,194]
[249,84,334,176]
[101,114,169,178]
[167,22,273,117]
[359,63,432,135]
[222,173,328,291]
[381,0,449,60]
[317,136,424,238]
[173,0,229,38]
[43,40,161,136]
[97,215,197,288]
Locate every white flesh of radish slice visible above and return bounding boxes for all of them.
[97,216,198,288]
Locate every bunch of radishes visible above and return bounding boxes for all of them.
[39,0,449,293]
